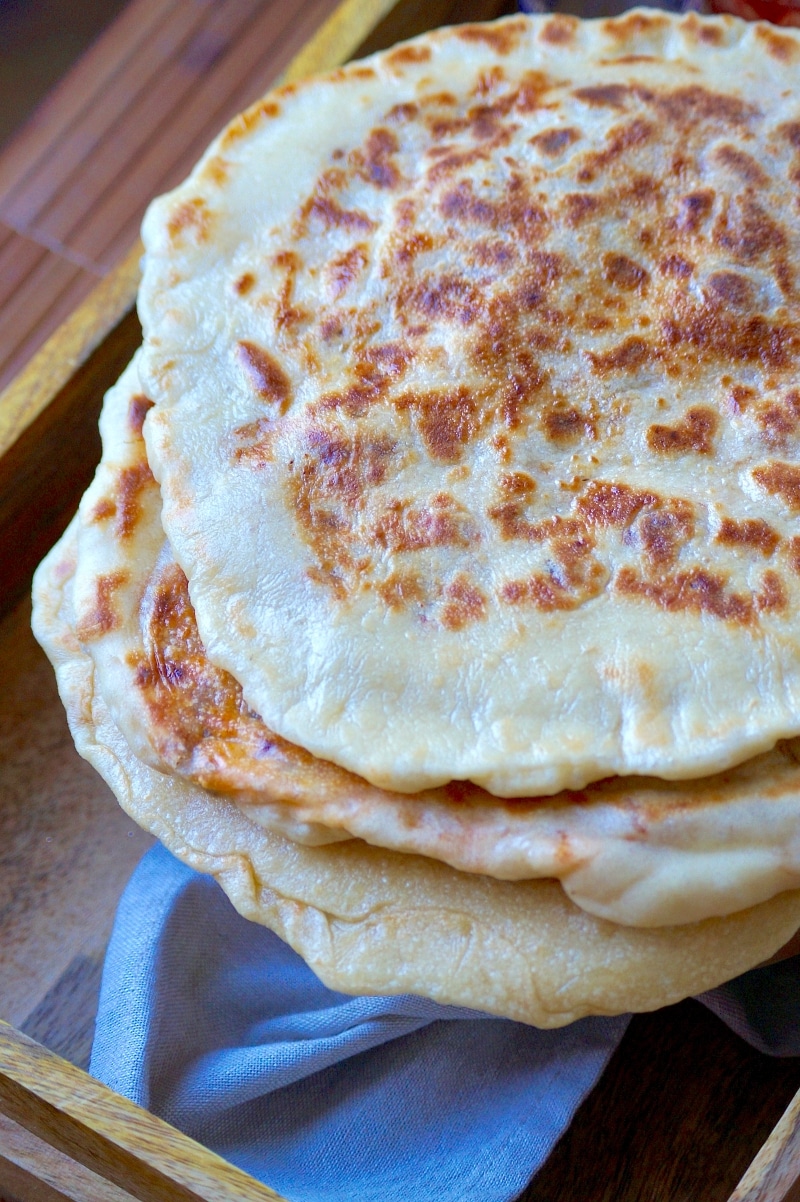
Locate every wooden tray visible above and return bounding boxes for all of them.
[2,1,800,1198]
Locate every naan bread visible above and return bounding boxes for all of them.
[68,356,800,928]
[31,521,800,1027]
[139,11,800,797]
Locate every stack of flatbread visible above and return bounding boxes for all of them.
[32,9,800,1026]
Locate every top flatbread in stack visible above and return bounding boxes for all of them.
[31,10,800,1024]
[140,10,800,798]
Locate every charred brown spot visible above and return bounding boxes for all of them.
[650,86,757,129]
[540,15,577,44]
[695,21,723,44]
[661,305,796,371]
[562,193,601,226]
[779,121,800,151]
[758,569,787,612]
[328,245,368,298]
[603,253,649,292]
[588,336,650,375]
[457,20,524,54]
[713,144,769,187]
[501,471,536,496]
[577,118,652,182]
[395,231,435,265]
[716,517,779,556]
[530,127,579,156]
[128,394,154,436]
[541,405,595,443]
[577,480,657,527]
[647,407,717,455]
[386,102,419,123]
[728,384,755,415]
[659,255,694,279]
[705,271,754,310]
[405,273,482,327]
[356,127,401,189]
[787,536,800,574]
[713,196,785,264]
[129,562,294,782]
[234,272,255,296]
[638,500,694,568]
[440,180,498,225]
[236,342,292,411]
[500,524,607,610]
[75,572,128,641]
[167,198,210,241]
[397,388,480,462]
[756,25,799,63]
[501,575,574,610]
[573,84,629,108]
[378,571,426,609]
[387,43,431,66]
[373,494,478,553]
[232,417,278,467]
[616,566,758,624]
[674,190,714,233]
[753,461,800,512]
[118,462,157,537]
[90,497,116,524]
[204,161,228,188]
[303,192,376,232]
[441,574,487,630]
[756,391,800,448]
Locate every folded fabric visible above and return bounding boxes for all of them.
[91,844,800,1202]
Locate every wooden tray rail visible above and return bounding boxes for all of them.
[2,0,800,1198]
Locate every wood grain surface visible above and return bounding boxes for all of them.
[524,1000,800,1202]
[0,1024,286,1202]
[0,0,347,398]
[728,1083,800,1202]
[0,1112,136,1202]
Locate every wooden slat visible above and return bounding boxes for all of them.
[67,0,344,271]
[0,0,224,240]
[0,0,174,202]
[0,1113,136,1202]
[0,224,51,312]
[19,0,272,262]
[728,1086,800,1202]
[0,261,98,387]
[0,1024,286,1202]
[0,241,140,459]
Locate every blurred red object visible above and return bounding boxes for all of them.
[709,0,800,24]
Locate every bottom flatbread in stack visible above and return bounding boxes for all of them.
[31,357,800,1027]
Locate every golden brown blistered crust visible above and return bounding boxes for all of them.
[126,553,794,816]
[219,49,800,633]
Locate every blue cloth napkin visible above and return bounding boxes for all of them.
[90,843,799,1202]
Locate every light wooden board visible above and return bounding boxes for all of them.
[0,1023,286,1202]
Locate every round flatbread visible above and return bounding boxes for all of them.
[31,521,800,1027]
[139,11,800,797]
[67,357,800,928]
